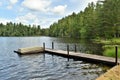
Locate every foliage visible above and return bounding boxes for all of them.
[1,0,120,38]
[49,0,120,39]
[0,22,41,36]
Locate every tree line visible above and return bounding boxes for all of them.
[48,0,120,39]
[0,22,41,36]
[0,0,120,38]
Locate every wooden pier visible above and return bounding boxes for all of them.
[14,42,120,66]
[45,48,120,66]
[14,42,120,80]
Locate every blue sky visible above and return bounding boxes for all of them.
[0,0,98,28]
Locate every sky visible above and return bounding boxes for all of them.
[0,0,98,28]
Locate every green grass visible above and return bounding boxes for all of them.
[94,38,120,58]
[103,45,120,58]
[95,38,120,45]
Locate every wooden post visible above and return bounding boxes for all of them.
[43,42,45,58]
[67,45,69,55]
[115,46,118,65]
[52,42,54,49]
[67,45,69,61]
[43,42,45,50]
[75,44,77,52]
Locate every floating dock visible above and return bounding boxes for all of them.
[45,48,120,66]
[14,46,44,54]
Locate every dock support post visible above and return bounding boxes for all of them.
[75,44,77,52]
[67,45,69,61]
[115,46,118,65]
[67,45,69,55]
[43,42,45,58]
[43,43,45,52]
[43,42,45,51]
[52,42,54,49]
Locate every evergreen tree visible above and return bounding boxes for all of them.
[0,22,42,36]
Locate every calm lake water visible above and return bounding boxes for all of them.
[0,36,108,80]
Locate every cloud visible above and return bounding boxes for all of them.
[7,5,12,10]
[15,12,53,28]
[70,0,98,3]
[37,17,59,28]
[0,2,2,6]
[15,13,41,26]
[0,18,12,24]
[15,13,36,23]
[7,0,18,9]
[22,0,67,15]
[19,8,24,12]
[89,0,98,3]
[22,0,51,12]
[52,5,67,15]
[9,0,18,5]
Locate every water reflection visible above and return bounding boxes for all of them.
[52,37,104,55]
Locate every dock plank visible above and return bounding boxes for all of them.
[45,48,120,66]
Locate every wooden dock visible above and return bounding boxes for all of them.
[14,46,44,55]
[14,45,120,79]
[45,48,120,66]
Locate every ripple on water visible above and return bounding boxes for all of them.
[0,53,108,80]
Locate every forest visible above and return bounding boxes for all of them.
[0,0,120,39]
[0,22,41,36]
[49,0,120,39]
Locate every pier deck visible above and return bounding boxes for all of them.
[45,49,120,66]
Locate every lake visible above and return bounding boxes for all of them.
[0,36,108,80]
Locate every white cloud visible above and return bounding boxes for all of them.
[0,18,12,24]
[15,13,54,28]
[52,5,67,15]
[89,0,98,3]
[7,5,12,10]
[15,13,41,26]
[9,0,18,5]
[22,0,51,12]
[7,0,18,9]
[70,0,98,3]
[84,0,98,4]
[24,13,36,20]
[19,8,24,12]
[39,18,59,28]
[16,13,36,23]
[0,2,2,6]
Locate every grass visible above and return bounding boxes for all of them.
[103,45,120,58]
[95,38,120,58]
[95,38,120,45]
